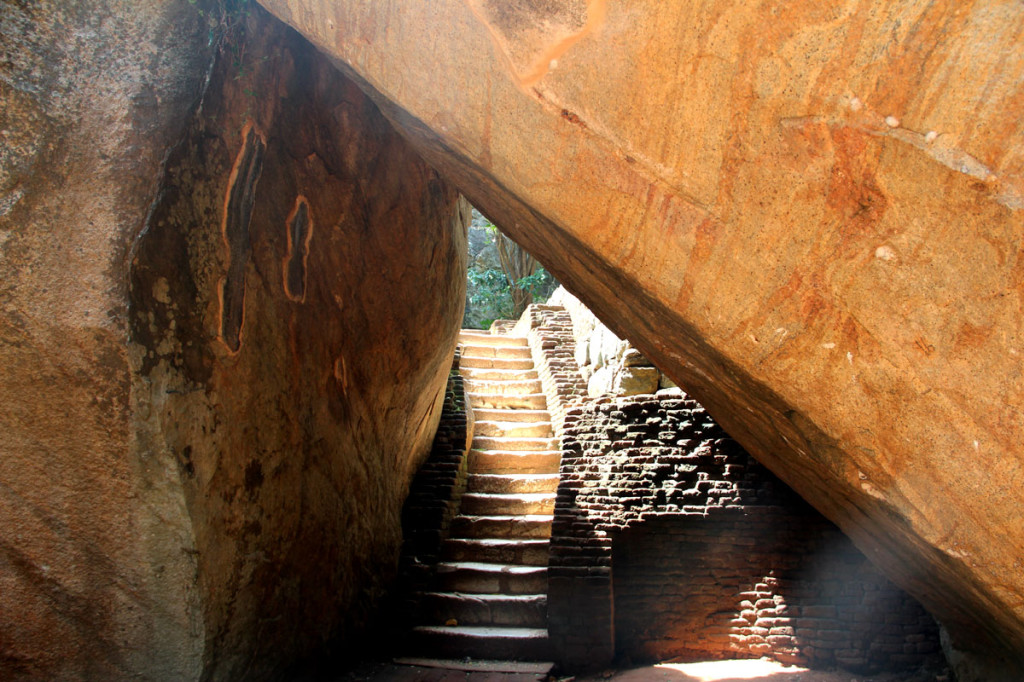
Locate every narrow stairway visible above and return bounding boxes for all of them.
[406,329,558,667]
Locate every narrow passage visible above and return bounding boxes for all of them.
[404,329,559,669]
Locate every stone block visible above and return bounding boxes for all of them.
[622,347,651,367]
[587,366,615,397]
[612,367,661,396]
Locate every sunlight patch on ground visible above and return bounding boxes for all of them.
[655,658,809,680]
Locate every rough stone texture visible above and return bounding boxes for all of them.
[0,1,215,678]
[512,304,587,436]
[549,287,660,398]
[128,9,469,679]
[254,2,1024,673]
[610,366,659,396]
[1,3,467,680]
[550,394,945,677]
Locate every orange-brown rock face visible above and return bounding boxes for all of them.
[128,9,468,679]
[1,2,466,679]
[257,0,1024,674]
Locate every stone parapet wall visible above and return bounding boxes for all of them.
[548,394,944,676]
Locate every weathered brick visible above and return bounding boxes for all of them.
[500,325,950,677]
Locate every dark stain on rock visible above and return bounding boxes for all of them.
[484,0,586,34]
[244,459,264,495]
[283,196,312,302]
[179,445,194,478]
[561,109,587,129]
[220,123,266,353]
[825,126,888,237]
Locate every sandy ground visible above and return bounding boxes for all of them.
[331,659,948,682]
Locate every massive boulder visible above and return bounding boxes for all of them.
[0,1,466,679]
[257,0,1024,674]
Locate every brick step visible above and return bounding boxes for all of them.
[471,436,559,452]
[460,367,539,382]
[450,515,553,539]
[442,538,549,565]
[461,493,555,516]
[418,592,547,628]
[468,450,561,475]
[472,408,551,423]
[474,420,553,439]
[461,344,532,360]
[464,378,543,396]
[468,473,560,495]
[435,562,548,595]
[468,393,548,410]
[458,331,528,347]
[407,626,552,662]
[460,356,534,370]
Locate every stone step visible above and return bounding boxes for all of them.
[464,378,543,396]
[472,408,551,423]
[459,331,528,347]
[419,592,547,628]
[461,493,555,516]
[393,658,554,676]
[408,626,552,662]
[468,392,548,410]
[461,344,532,360]
[450,515,553,539]
[435,562,548,595]
[474,420,554,439]
[468,450,561,475]
[471,436,559,452]
[461,367,539,382]
[460,356,534,370]
[442,538,550,565]
[468,473,560,495]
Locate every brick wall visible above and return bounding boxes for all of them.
[548,394,944,676]
[396,361,472,600]
[517,304,588,436]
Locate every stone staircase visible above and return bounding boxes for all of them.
[404,329,558,667]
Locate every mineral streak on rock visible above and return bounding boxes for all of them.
[283,195,313,302]
[219,122,266,353]
[256,0,1024,675]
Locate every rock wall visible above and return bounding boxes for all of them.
[550,394,945,677]
[253,2,1024,673]
[1,2,467,679]
[0,1,215,678]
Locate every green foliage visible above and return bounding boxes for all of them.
[464,220,557,329]
[466,268,515,329]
